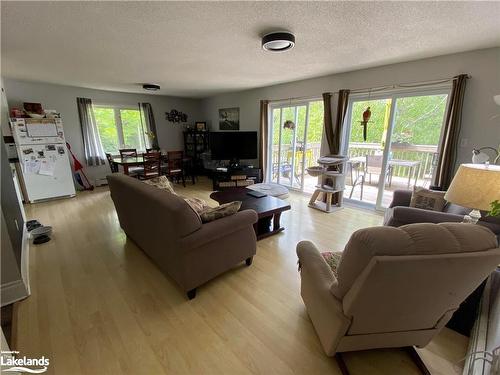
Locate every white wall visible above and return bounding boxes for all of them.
[201,47,500,169]
[3,79,203,181]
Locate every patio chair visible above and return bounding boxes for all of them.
[366,155,392,186]
[348,155,392,200]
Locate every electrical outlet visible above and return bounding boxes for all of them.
[460,138,469,147]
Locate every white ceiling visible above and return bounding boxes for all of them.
[2,1,500,98]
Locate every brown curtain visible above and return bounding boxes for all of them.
[321,90,350,206]
[323,90,350,155]
[433,74,468,190]
[259,100,269,180]
[323,93,334,154]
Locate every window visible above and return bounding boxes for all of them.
[342,88,450,209]
[268,99,324,192]
[93,105,147,154]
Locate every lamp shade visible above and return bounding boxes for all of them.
[444,164,500,211]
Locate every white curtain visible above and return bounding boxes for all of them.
[77,97,106,166]
[139,103,158,149]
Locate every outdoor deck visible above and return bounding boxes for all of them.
[272,141,436,208]
[304,174,428,207]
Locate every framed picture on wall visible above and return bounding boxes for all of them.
[219,107,239,130]
[195,122,207,131]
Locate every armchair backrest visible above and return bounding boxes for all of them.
[331,223,500,335]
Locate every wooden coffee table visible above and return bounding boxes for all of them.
[210,188,291,240]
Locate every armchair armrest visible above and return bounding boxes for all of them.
[297,241,337,289]
[391,206,464,225]
[179,209,258,250]
[296,241,350,356]
[389,189,413,208]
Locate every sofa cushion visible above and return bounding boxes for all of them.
[331,223,498,299]
[409,187,446,211]
[200,201,242,223]
[142,175,176,195]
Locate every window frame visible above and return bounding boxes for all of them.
[341,84,452,210]
[92,103,147,154]
[267,96,324,189]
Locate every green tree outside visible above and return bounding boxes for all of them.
[94,107,146,153]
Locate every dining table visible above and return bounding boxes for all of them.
[111,154,195,184]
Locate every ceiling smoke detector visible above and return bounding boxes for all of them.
[143,84,160,91]
[262,31,295,52]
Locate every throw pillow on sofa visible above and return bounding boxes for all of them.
[183,196,212,214]
[142,175,176,194]
[409,186,446,212]
[200,201,242,223]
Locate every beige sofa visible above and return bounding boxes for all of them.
[107,174,258,299]
[296,223,500,363]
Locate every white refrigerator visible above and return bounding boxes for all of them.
[10,118,76,203]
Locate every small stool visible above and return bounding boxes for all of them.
[248,183,289,199]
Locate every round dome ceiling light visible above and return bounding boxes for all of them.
[262,32,295,52]
[143,84,160,91]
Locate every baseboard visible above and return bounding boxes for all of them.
[1,280,28,307]
[95,177,108,187]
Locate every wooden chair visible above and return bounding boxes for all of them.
[139,152,161,180]
[119,148,137,158]
[105,153,118,173]
[119,148,144,177]
[165,151,185,187]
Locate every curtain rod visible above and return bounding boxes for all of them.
[268,74,470,103]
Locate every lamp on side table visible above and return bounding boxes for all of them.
[444,164,500,223]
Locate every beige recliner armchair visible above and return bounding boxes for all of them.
[296,223,500,372]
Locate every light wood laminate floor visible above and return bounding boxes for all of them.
[16,177,468,374]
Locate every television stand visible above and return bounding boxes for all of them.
[210,166,262,190]
[229,159,241,169]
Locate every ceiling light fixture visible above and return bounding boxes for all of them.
[262,31,295,52]
[143,84,160,91]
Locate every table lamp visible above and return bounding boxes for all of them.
[445,164,500,223]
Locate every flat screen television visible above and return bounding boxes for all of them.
[210,131,257,161]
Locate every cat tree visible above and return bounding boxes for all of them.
[307,155,348,213]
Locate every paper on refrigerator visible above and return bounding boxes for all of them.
[39,158,56,176]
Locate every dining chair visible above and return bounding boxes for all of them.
[118,148,144,177]
[140,152,161,180]
[165,151,185,187]
[105,153,118,173]
[119,148,137,158]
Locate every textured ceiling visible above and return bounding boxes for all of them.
[2,1,500,98]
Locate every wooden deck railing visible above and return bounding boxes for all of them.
[272,142,438,181]
[347,142,438,180]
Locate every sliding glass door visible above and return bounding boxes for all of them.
[269,100,323,192]
[343,88,450,210]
